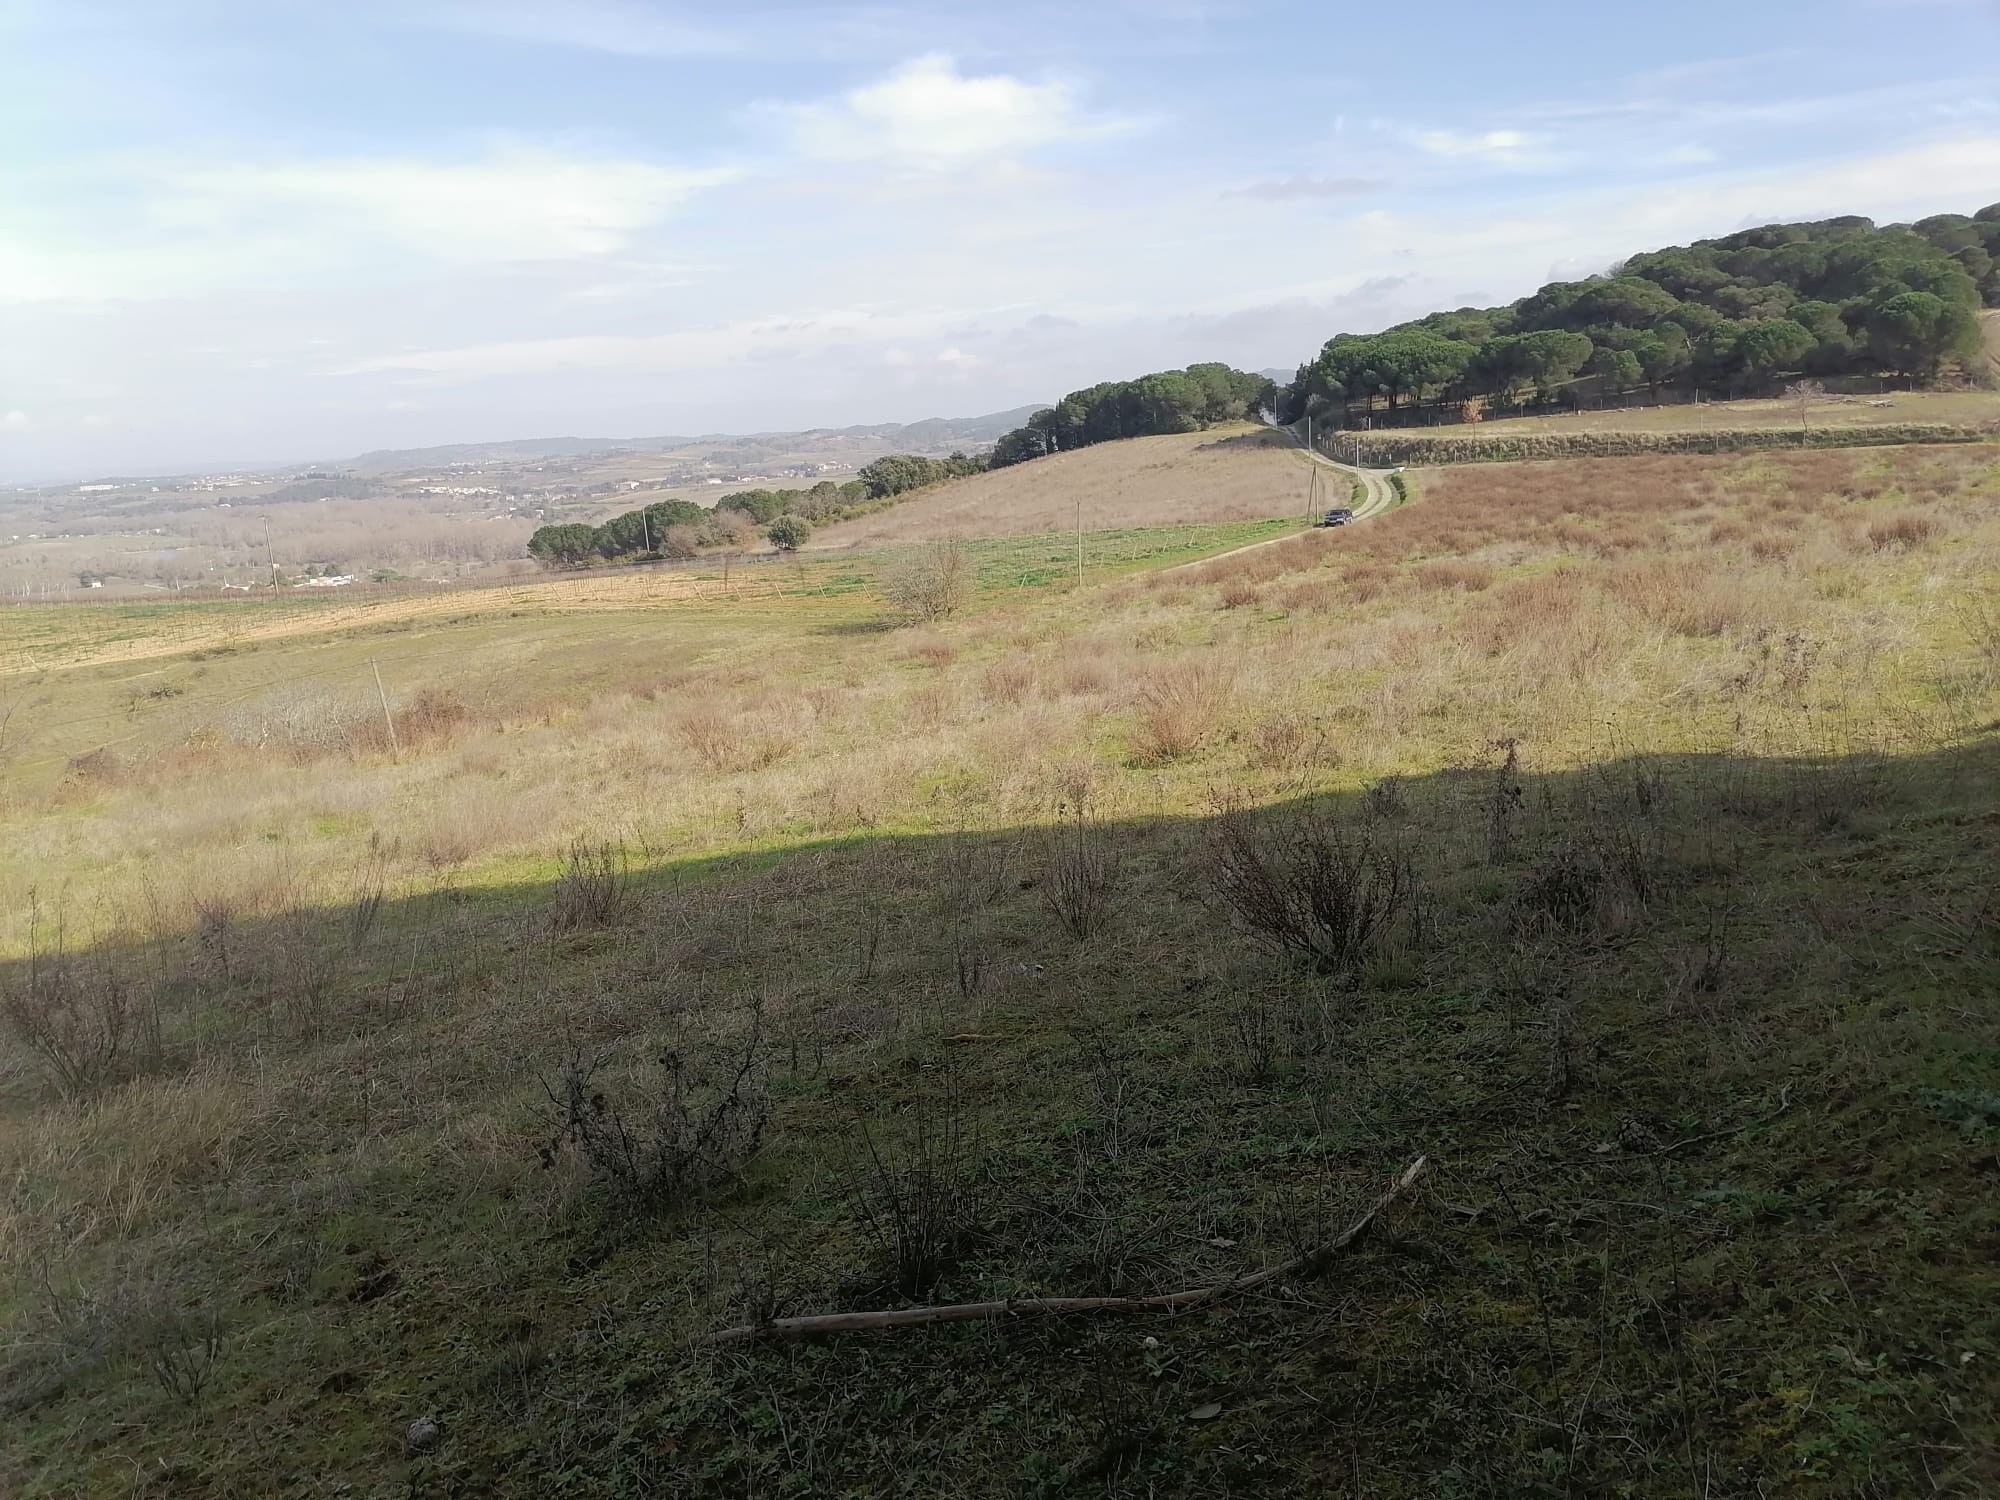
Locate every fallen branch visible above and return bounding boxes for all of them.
[708,1155,1427,1345]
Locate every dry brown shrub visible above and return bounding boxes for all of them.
[1612,558,1766,638]
[979,661,1034,705]
[1866,512,1937,552]
[1749,530,1801,562]
[909,683,958,731]
[674,702,743,771]
[1280,579,1335,613]
[1247,708,1340,773]
[1341,563,1393,602]
[395,687,474,748]
[1131,660,1229,765]
[1218,581,1261,609]
[672,702,794,774]
[906,636,956,668]
[1413,560,1496,592]
[1706,518,1750,545]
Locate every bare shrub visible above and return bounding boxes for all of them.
[222,684,373,757]
[1866,512,1937,552]
[1042,800,1117,942]
[537,1012,768,1214]
[394,686,474,747]
[1247,708,1339,774]
[939,834,1012,998]
[674,702,744,772]
[979,660,1034,705]
[551,840,630,932]
[882,539,972,624]
[0,908,160,1098]
[1218,581,1261,609]
[142,1306,225,1411]
[1131,661,1228,765]
[852,1096,984,1299]
[1205,802,1420,974]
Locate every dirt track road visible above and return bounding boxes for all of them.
[1163,427,1403,573]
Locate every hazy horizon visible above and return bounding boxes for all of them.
[5,0,1999,482]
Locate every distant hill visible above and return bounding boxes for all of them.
[343,404,1048,474]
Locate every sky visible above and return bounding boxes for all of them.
[3,0,1998,480]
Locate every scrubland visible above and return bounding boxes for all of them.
[1,443,1997,1497]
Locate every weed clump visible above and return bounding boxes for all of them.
[550,840,630,932]
[1042,799,1118,942]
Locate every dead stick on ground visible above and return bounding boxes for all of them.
[707,1155,1428,1345]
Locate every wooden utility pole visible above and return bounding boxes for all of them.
[263,516,278,598]
[371,660,400,759]
[1075,497,1084,587]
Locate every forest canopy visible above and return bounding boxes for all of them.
[1283,207,1999,423]
[988,363,1278,469]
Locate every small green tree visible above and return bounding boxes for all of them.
[767,515,811,551]
[527,523,600,568]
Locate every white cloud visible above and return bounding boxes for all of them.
[767,54,1131,168]
[0,149,736,303]
[1408,128,1561,169]
[181,151,737,262]
[337,301,1011,382]
[1,410,29,433]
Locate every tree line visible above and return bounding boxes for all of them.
[525,452,989,567]
[988,363,1278,468]
[1282,205,2000,426]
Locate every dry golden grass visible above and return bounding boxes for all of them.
[7,444,1994,968]
[810,425,1315,545]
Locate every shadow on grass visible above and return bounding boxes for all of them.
[4,731,1998,1496]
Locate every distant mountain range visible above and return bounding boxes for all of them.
[342,404,1048,473]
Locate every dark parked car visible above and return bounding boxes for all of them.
[1318,508,1355,527]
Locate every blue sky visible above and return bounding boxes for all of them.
[3,0,1997,478]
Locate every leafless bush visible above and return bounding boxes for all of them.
[221,684,374,756]
[1484,738,1523,863]
[1511,842,1609,933]
[537,1012,768,1214]
[0,908,159,1098]
[882,539,972,624]
[1042,800,1118,942]
[551,840,630,932]
[1205,802,1420,974]
[142,1306,224,1411]
[1365,775,1408,819]
[939,834,1011,998]
[674,701,745,772]
[853,1096,984,1299]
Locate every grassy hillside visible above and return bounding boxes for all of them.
[3,442,1997,1497]
[812,425,1319,546]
